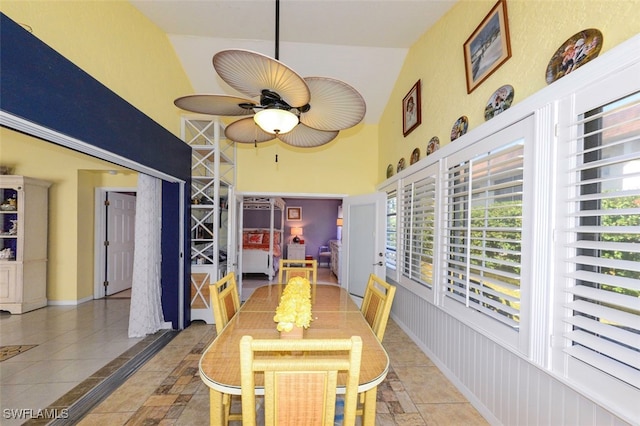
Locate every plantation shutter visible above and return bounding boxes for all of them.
[563,91,640,388]
[444,140,524,329]
[400,171,437,288]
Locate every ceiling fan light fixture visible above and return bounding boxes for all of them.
[253,108,299,134]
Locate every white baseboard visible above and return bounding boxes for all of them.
[47,295,94,306]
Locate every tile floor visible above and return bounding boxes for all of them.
[0,297,144,426]
[1,268,488,425]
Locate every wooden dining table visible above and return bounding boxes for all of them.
[199,284,389,425]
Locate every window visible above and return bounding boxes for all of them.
[563,91,640,389]
[385,190,397,269]
[444,140,524,330]
[401,172,437,288]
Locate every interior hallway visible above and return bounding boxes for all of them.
[0,266,487,425]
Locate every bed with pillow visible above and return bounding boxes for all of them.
[241,229,283,278]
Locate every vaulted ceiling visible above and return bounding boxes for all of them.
[130,0,457,124]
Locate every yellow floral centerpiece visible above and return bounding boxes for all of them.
[274,276,313,333]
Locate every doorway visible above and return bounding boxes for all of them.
[94,188,137,298]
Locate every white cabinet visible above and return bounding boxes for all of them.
[181,116,235,324]
[0,176,51,314]
[330,240,341,283]
[287,244,306,260]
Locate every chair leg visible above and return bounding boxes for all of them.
[355,391,365,416]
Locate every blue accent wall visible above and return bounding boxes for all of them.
[0,13,192,328]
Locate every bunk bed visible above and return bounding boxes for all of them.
[241,197,285,279]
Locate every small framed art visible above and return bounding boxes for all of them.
[286,207,302,221]
[463,0,511,94]
[402,80,421,137]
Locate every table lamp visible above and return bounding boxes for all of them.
[291,227,303,243]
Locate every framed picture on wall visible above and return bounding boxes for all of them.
[463,0,511,93]
[286,207,302,221]
[402,80,421,137]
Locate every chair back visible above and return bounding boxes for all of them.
[239,336,362,426]
[278,259,318,295]
[318,245,331,267]
[210,272,241,334]
[361,274,396,341]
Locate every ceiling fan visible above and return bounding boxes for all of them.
[173,1,366,148]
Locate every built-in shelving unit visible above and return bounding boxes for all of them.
[0,176,51,314]
[181,115,235,324]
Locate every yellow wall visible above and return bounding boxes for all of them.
[237,123,378,194]
[378,0,640,181]
[0,128,138,301]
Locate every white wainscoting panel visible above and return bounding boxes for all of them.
[390,285,631,425]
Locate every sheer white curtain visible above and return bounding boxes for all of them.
[128,173,172,337]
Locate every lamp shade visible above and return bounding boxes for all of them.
[254,109,299,134]
[291,227,303,243]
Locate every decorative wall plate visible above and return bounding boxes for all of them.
[410,148,420,165]
[450,116,469,141]
[397,158,406,173]
[386,164,394,178]
[484,84,514,121]
[546,28,603,84]
[426,136,440,155]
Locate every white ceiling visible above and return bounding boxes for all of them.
[130,0,457,124]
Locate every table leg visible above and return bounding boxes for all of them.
[362,386,377,426]
[209,388,224,425]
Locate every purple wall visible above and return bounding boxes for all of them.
[243,198,342,260]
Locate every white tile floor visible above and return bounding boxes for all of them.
[0,298,141,425]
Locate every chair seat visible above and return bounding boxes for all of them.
[318,245,331,267]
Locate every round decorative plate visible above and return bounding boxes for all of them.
[545,28,603,84]
[450,116,469,141]
[426,136,440,155]
[484,85,514,121]
[397,158,406,173]
[386,164,394,178]
[410,148,420,165]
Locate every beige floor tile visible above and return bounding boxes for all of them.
[76,412,133,426]
[121,370,175,387]
[416,402,489,425]
[374,412,398,426]
[175,392,211,426]
[143,394,179,407]
[90,382,157,413]
[385,341,434,367]
[393,411,429,425]
[393,365,467,404]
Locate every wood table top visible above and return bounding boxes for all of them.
[199,284,389,395]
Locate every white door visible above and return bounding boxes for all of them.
[341,192,386,301]
[225,186,237,277]
[105,192,136,295]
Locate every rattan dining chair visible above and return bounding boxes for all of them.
[277,259,318,296]
[210,272,241,334]
[356,273,396,419]
[239,336,363,426]
[210,272,242,424]
[360,273,396,341]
